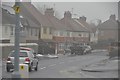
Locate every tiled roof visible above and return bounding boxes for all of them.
[77,19,93,32]
[45,15,70,30]
[2,7,39,28]
[20,2,52,28]
[98,19,118,30]
[2,8,15,24]
[61,18,88,32]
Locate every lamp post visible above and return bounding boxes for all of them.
[12,0,21,78]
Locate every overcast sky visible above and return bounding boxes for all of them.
[32,2,118,23]
[1,1,118,23]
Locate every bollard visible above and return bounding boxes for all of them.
[19,64,29,78]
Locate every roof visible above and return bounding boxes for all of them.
[2,8,15,24]
[20,2,52,28]
[98,19,118,30]
[61,18,88,32]
[77,19,93,32]
[2,8,37,28]
[45,15,70,31]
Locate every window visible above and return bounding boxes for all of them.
[26,28,29,35]
[60,31,63,36]
[67,32,70,37]
[79,34,82,37]
[35,29,38,36]
[10,26,14,35]
[10,51,28,57]
[49,28,52,34]
[43,27,47,34]
[5,26,8,34]
[31,28,33,36]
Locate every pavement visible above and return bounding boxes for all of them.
[81,57,119,72]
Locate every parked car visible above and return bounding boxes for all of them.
[64,49,71,55]
[70,45,85,55]
[83,45,92,54]
[6,48,38,72]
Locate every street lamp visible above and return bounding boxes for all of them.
[12,0,21,78]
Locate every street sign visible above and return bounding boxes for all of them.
[19,64,29,78]
[13,5,20,13]
[20,65,24,70]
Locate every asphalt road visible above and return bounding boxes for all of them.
[1,49,118,78]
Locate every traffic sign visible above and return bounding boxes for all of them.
[20,65,24,70]
[13,5,20,13]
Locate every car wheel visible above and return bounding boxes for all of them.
[6,67,10,72]
[35,63,38,71]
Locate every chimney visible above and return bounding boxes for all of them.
[109,14,116,20]
[79,16,87,22]
[64,11,72,19]
[45,8,54,16]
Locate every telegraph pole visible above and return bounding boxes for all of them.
[12,0,21,78]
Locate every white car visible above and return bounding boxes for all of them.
[84,45,92,54]
[6,48,38,72]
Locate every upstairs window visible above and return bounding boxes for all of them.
[43,27,47,34]
[10,26,14,35]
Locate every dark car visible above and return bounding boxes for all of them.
[70,45,85,55]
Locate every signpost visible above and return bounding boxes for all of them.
[12,0,21,78]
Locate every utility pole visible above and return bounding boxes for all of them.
[12,0,21,78]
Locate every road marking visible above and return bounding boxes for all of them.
[49,64,56,67]
[40,67,46,70]
[59,62,65,64]
[79,71,95,78]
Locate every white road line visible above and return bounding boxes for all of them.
[40,67,46,69]
[59,62,65,64]
[79,71,95,78]
[49,64,56,67]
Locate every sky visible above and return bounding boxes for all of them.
[32,2,118,23]
[1,0,119,23]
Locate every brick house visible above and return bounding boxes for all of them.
[61,11,90,45]
[98,15,118,43]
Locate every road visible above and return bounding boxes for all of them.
[1,49,118,78]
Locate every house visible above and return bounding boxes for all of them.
[44,8,71,54]
[21,2,56,54]
[98,15,118,43]
[76,16,99,44]
[61,11,90,45]
[21,2,53,42]
[1,7,40,43]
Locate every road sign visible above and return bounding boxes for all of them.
[13,5,20,13]
[20,65,24,70]
[19,64,29,78]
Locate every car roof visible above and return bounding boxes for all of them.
[11,50,30,53]
[20,47,33,51]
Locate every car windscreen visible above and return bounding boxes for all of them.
[10,51,28,57]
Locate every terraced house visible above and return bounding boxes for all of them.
[61,11,91,44]
[98,15,118,43]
